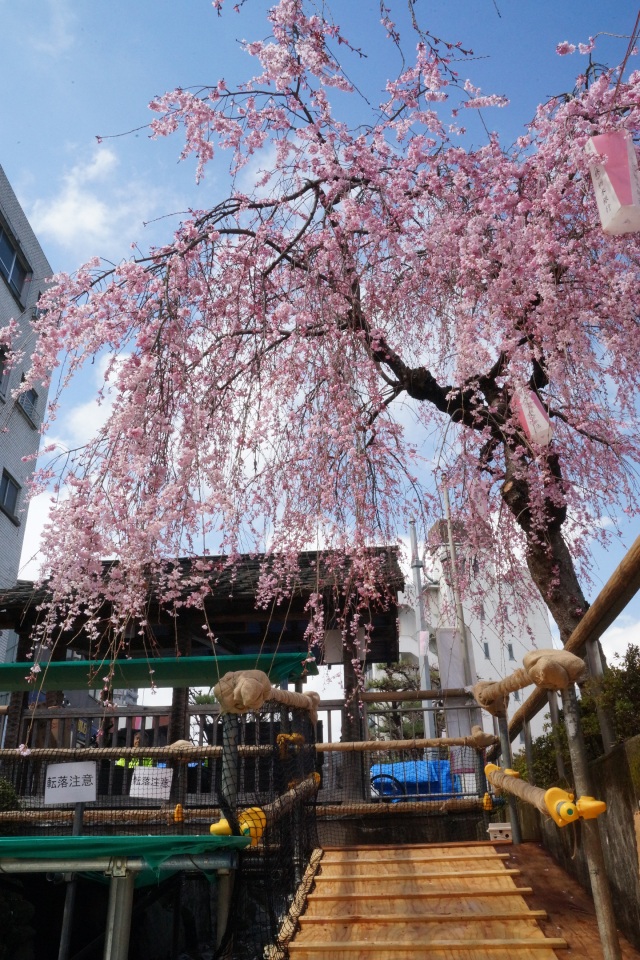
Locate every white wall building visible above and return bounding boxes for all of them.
[0,164,52,674]
[397,520,553,744]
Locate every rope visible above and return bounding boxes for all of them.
[315,727,497,753]
[265,848,324,957]
[316,798,486,815]
[473,649,588,717]
[485,766,547,815]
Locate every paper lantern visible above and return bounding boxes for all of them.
[513,387,553,446]
[586,132,640,235]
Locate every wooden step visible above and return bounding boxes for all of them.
[313,868,520,884]
[288,939,568,958]
[300,910,548,923]
[318,859,512,876]
[286,843,563,960]
[309,885,534,901]
[305,888,536,916]
[322,841,508,851]
[311,879,529,899]
[322,851,510,870]
[294,918,549,942]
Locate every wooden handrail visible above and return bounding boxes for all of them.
[507,534,640,741]
[360,688,469,703]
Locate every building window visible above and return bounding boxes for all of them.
[17,384,38,423]
[507,643,515,661]
[0,349,7,399]
[479,602,485,622]
[0,226,28,299]
[0,470,20,524]
[513,689,520,702]
[483,642,490,659]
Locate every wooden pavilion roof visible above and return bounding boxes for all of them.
[0,549,403,665]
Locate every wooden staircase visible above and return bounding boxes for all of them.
[288,842,568,959]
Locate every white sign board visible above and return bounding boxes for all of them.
[44,762,97,804]
[130,765,173,800]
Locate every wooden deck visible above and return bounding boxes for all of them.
[287,841,640,960]
[507,842,640,960]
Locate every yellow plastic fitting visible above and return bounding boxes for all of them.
[575,796,607,820]
[484,763,500,780]
[544,786,579,827]
[504,768,521,778]
[544,787,607,827]
[482,792,493,811]
[238,806,267,846]
[276,732,305,759]
[173,803,184,823]
[209,806,267,845]
[210,817,233,837]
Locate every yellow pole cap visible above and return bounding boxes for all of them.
[544,786,577,827]
[576,796,607,820]
[210,817,233,836]
[238,807,267,846]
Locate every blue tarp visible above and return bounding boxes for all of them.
[369,759,460,799]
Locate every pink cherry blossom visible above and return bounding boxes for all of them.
[10,1,640,660]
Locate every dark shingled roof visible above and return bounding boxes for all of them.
[0,549,403,664]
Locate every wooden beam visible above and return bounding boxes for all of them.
[312,868,521,881]
[309,887,535,901]
[288,938,568,952]
[299,911,549,923]
[360,688,469,702]
[508,534,640,741]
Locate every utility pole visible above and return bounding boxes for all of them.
[409,520,437,739]
[442,485,475,691]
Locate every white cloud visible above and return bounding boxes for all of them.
[237,143,279,198]
[600,614,640,664]
[29,147,160,261]
[17,355,123,580]
[30,0,76,57]
[18,489,59,581]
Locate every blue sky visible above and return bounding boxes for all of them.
[2,0,640,661]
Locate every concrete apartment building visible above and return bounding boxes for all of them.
[0,164,52,669]
[397,520,552,742]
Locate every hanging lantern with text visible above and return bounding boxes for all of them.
[513,387,554,447]
[586,132,640,235]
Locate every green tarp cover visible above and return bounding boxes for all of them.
[0,652,317,692]
[0,834,249,870]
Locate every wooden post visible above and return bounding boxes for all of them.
[4,629,31,749]
[342,638,366,800]
[169,628,191,810]
[547,691,567,782]
[216,869,233,951]
[524,719,536,787]
[103,862,136,960]
[561,685,621,960]
[497,716,522,845]
[221,714,239,814]
[584,637,617,753]
[57,802,85,960]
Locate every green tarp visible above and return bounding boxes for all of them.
[0,653,317,692]
[0,834,250,886]
[0,834,249,869]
